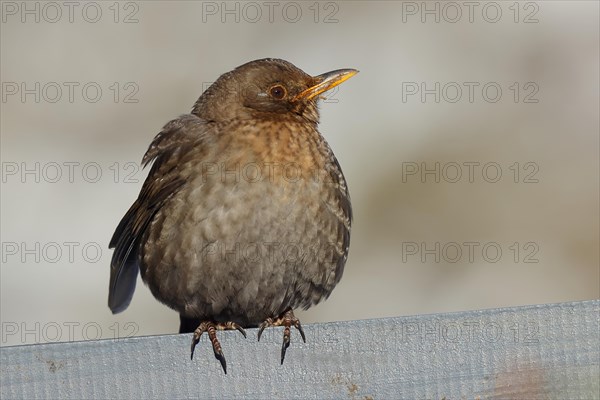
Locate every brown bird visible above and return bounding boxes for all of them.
[108,58,357,373]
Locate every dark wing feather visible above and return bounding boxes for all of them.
[329,153,352,285]
[108,114,207,313]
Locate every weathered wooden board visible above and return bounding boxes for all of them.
[1,300,598,399]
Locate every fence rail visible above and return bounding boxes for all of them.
[1,300,598,399]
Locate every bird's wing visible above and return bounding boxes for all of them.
[328,153,352,285]
[108,114,208,314]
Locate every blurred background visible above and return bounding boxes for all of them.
[1,1,598,346]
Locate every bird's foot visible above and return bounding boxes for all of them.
[257,308,306,364]
[190,321,247,374]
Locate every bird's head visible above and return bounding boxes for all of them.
[192,58,358,125]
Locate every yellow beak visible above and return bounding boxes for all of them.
[293,68,359,101]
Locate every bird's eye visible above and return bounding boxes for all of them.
[269,85,287,100]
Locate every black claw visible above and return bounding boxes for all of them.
[296,322,306,343]
[215,349,227,374]
[235,324,247,339]
[257,324,267,342]
[281,335,291,364]
[190,336,200,360]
